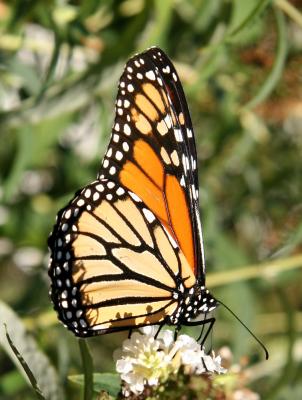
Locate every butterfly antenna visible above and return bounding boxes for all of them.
[218,299,269,360]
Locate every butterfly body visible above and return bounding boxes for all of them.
[48,47,217,338]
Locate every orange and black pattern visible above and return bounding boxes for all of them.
[48,47,217,337]
[99,47,205,278]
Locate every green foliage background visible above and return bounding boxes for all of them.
[0,0,302,398]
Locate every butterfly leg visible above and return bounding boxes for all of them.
[184,317,216,348]
[154,323,164,339]
[196,312,208,341]
[200,317,215,349]
[128,328,133,339]
[174,325,181,341]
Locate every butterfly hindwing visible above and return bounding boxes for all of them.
[48,179,196,336]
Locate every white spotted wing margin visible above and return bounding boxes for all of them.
[98,46,206,282]
[48,179,197,337]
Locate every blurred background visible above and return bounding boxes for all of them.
[0,0,301,399]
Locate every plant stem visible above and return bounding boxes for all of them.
[275,0,302,28]
[207,254,302,287]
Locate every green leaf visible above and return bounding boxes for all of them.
[228,0,272,38]
[69,373,121,398]
[5,325,46,400]
[34,7,62,104]
[0,301,63,400]
[139,0,173,50]
[0,370,27,396]
[193,0,223,32]
[3,127,33,201]
[245,7,287,108]
[7,57,41,96]
[79,339,94,400]
[93,373,121,396]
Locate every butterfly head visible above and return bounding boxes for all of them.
[170,283,218,326]
[194,285,218,315]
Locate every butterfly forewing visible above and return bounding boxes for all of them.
[98,47,205,280]
[48,180,196,336]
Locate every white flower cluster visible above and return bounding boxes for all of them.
[114,326,226,396]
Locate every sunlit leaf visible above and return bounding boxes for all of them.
[0,301,63,400]
[5,326,46,400]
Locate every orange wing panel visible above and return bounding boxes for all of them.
[120,161,168,223]
[133,140,164,188]
[165,175,194,271]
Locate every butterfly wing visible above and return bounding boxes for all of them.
[48,47,209,336]
[99,47,205,282]
[48,179,196,336]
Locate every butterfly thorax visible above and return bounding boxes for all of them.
[169,282,217,325]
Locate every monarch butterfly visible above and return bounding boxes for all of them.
[48,48,269,360]
[48,47,217,339]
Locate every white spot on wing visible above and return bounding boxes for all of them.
[93,192,100,201]
[180,175,185,187]
[191,155,196,170]
[164,114,172,129]
[185,156,190,171]
[191,185,197,200]
[124,124,131,135]
[129,192,141,202]
[187,128,193,138]
[64,209,71,219]
[96,184,104,192]
[174,128,183,142]
[84,189,91,198]
[109,166,116,175]
[116,151,123,161]
[143,208,156,223]
[123,142,129,151]
[146,70,156,80]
